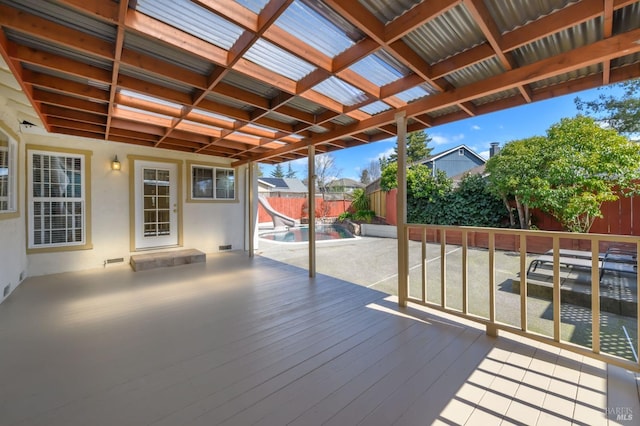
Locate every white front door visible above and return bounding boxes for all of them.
[134,161,178,249]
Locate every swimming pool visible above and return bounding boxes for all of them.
[260,224,356,242]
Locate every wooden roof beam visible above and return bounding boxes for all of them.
[105,0,129,139]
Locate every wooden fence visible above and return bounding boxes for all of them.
[258,196,352,223]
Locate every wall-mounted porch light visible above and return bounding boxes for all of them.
[111,155,121,171]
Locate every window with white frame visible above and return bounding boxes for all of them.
[191,164,235,200]
[0,132,17,214]
[28,149,86,248]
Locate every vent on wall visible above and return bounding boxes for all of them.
[219,245,232,251]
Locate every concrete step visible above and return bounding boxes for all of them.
[130,249,206,272]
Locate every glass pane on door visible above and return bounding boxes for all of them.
[143,168,171,237]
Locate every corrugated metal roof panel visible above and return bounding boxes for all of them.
[472,88,520,106]
[613,2,640,34]
[395,86,431,103]
[428,104,460,118]
[6,28,111,70]
[275,0,354,58]
[264,111,299,125]
[116,104,175,121]
[136,0,244,50]
[300,0,364,43]
[359,101,391,115]
[359,0,422,25]
[349,53,406,86]
[445,57,504,87]
[403,4,485,64]
[307,125,329,133]
[313,76,368,106]
[119,89,184,110]
[363,128,384,136]
[513,20,601,67]
[243,38,316,81]
[0,0,116,41]
[119,65,193,94]
[484,0,577,34]
[124,32,214,75]
[205,92,256,111]
[22,62,110,90]
[331,115,357,126]
[530,65,601,90]
[221,71,280,98]
[191,108,236,123]
[611,52,640,69]
[286,97,327,115]
[235,0,270,14]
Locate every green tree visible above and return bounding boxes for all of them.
[271,164,284,178]
[387,131,433,165]
[575,79,640,135]
[359,168,370,184]
[285,163,297,178]
[532,116,640,232]
[485,137,545,229]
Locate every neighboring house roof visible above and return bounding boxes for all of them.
[258,178,307,192]
[450,164,488,185]
[327,178,364,188]
[422,145,487,165]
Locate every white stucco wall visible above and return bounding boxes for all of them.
[19,129,249,277]
[0,109,27,302]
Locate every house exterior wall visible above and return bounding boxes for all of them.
[6,126,248,279]
[0,111,27,303]
[428,149,485,177]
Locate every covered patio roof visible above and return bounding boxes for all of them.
[0,0,639,165]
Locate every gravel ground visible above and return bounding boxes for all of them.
[257,233,638,362]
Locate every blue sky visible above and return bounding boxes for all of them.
[261,85,622,181]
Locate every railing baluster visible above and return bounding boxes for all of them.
[441,229,446,309]
[520,234,527,332]
[553,237,561,342]
[421,227,427,303]
[591,237,601,354]
[489,232,495,324]
[462,230,468,315]
[637,240,640,368]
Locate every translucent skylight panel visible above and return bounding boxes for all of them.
[116,105,174,120]
[235,0,270,14]
[313,77,367,106]
[191,109,236,123]
[136,0,244,50]
[275,0,355,57]
[359,101,391,115]
[119,89,183,110]
[244,123,280,133]
[243,39,316,81]
[395,86,430,103]
[349,55,405,86]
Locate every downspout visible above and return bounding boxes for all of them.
[308,145,316,277]
[396,112,408,307]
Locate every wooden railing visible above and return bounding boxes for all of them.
[402,224,640,372]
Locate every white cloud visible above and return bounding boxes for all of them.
[369,147,395,162]
[471,125,481,130]
[478,150,490,159]
[430,133,465,146]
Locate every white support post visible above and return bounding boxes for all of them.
[247,162,255,257]
[308,145,316,278]
[396,112,408,307]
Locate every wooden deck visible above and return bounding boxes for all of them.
[0,252,637,425]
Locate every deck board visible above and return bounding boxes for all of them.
[0,252,637,426]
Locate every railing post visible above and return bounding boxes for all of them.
[462,230,468,315]
[421,227,427,303]
[308,145,316,278]
[591,237,601,354]
[395,112,408,307]
[441,229,446,309]
[553,237,561,342]
[487,232,496,336]
[519,234,527,331]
